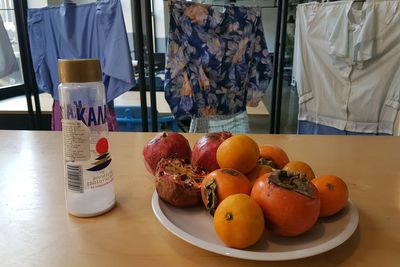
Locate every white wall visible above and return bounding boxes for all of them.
[27,0,48,8]
[121,0,132,33]
[153,0,166,38]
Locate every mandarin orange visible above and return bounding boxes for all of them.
[216,135,259,174]
[214,194,265,249]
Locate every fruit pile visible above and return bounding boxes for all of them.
[143,132,350,249]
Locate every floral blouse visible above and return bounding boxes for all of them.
[164,0,272,119]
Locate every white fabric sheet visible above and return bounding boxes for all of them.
[293,0,400,134]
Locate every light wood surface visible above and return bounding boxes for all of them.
[0,92,269,116]
[0,130,399,266]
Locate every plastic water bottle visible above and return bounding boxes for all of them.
[58,58,116,217]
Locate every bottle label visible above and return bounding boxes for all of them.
[66,102,107,127]
[62,118,114,193]
[62,120,91,161]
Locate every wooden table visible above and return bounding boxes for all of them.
[0,131,399,266]
[0,92,269,116]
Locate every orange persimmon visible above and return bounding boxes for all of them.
[312,175,349,217]
[283,160,316,180]
[251,170,320,237]
[201,168,252,215]
[259,144,290,169]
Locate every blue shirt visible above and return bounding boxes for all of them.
[165,1,272,119]
[28,0,135,102]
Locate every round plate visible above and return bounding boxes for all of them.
[151,192,359,261]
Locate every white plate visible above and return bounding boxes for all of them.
[151,192,359,261]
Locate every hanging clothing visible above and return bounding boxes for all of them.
[189,111,250,133]
[298,120,390,136]
[28,0,135,130]
[0,14,19,79]
[28,0,134,102]
[293,0,400,135]
[165,0,272,133]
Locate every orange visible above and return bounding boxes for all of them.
[312,175,349,217]
[246,164,273,187]
[216,135,259,174]
[214,194,265,249]
[283,160,315,180]
[259,144,290,169]
[201,168,252,215]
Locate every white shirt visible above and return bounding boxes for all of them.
[293,0,400,134]
[0,14,19,79]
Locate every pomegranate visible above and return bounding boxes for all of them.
[251,170,320,237]
[191,131,232,173]
[143,132,192,175]
[155,158,205,207]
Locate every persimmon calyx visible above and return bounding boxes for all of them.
[204,178,218,215]
[258,158,277,169]
[268,170,316,198]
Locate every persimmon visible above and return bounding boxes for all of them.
[312,175,349,217]
[200,168,252,215]
[214,194,265,249]
[251,170,320,237]
[246,164,273,187]
[283,160,315,180]
[216,135,259,174]
[259,144,289,169]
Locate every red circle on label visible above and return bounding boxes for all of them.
[96,137,109,155]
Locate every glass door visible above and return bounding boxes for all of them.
[275,0,298,134]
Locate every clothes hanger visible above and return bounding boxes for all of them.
[195,0,275,9]
[321,0,366,2]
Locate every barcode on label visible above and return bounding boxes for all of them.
[66,164,83,193]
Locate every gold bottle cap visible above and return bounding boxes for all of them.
[58,58,102,83]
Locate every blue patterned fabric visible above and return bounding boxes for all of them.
[165,0,272,120]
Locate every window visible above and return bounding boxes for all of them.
[0,0,23,90]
